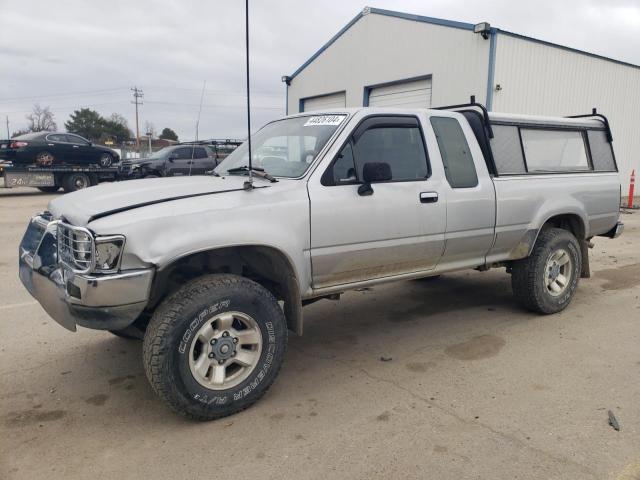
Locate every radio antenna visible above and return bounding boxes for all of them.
[189,80,207,176]
[244,0,253,190]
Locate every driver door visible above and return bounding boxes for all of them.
[65,134,94,164]
[308,115,446,289]
[166,147,193,175]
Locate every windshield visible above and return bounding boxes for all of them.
[147,148,170,160]
[216,115,346,178]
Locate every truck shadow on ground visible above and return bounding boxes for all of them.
[4,270,530,428]
[295,271,520,349]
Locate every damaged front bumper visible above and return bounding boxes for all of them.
[18,215,153,332]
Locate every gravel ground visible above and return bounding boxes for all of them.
[1,187,639,480]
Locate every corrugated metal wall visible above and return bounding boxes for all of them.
[288,12,490,114]
[493,33,640,186]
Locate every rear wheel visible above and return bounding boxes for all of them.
[143,274,287,420]
[37,186,60,193]
[511,228,581,314]
[36,151,54,166]
[63,172,91,192]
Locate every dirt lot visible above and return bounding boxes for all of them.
[1,187,639,480]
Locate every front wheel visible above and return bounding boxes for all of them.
[511,228,581,314]
[63,172,91,192]
[99,153,114,168]
[143,274,287,420]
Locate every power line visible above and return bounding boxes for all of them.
[143,85,282,98]
[0,100,133,115]
[144,100,282,110]
[131,87,144,149]
[0,87,128,104]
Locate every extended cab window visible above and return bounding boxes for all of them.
[430,116,478,188]
[325,116,429,185]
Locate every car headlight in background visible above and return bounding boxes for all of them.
[95,235,125,272]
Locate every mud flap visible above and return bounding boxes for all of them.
[580,240,592,278]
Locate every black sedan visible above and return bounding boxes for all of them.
[0,132,119,167]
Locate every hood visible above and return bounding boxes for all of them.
[48,175,264,226]
[128,156,161,165]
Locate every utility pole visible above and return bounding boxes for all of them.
[5,116,9,139]
[146,129,153,156]
[131,87,144,150]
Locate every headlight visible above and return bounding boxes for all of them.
[95,235,125,272]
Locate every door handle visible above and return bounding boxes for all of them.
[419,192,438,203]
[72,145,80,148]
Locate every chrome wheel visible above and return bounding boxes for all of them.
[73,176,89,189]
[36,151,54,166]
[99,154,113,167]
[544,248,572,296]
[188,311,262,390]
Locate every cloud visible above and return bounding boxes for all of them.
[0,0,638,140]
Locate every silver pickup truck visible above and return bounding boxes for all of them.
[18,103,623,420]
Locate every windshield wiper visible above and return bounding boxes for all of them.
[226,165,278,182]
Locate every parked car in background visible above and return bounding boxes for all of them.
[0,132,119,167]
[204,139,243,162]
[121,144,218,178]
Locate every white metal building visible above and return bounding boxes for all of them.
[284,7,640,190]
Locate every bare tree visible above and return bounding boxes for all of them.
[26,104,57,132]
[110,112,129,128]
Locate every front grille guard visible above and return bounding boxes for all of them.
[56,222,95,274]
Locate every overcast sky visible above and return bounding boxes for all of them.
[1,0,639,141]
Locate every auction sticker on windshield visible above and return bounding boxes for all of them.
[304,115,345,127]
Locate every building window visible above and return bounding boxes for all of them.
[430,117,478,188]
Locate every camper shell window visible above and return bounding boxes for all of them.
[488,122,617,175]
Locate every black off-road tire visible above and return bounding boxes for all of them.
[142,274,287,420]
[63,172,91,192]
[37,186,60,193]
[511,227,582,314]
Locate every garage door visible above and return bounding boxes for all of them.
[368,78,432,108]
[301,91,346,112]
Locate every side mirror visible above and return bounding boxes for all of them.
[358,162,392,196]
[168,154,177,162]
